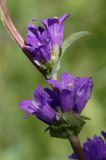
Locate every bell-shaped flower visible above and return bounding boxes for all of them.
[20,86,57,124]
[25,14,70,64]
[47,73,93,113]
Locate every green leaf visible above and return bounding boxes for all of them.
[62,31,91,55]
[51,31,91,77]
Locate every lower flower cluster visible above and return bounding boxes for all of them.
[70,131,106,160]
[19,72,106,159]
[20,73,93,125]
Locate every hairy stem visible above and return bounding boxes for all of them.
[68,135,86,160]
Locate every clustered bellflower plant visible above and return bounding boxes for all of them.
[0,0,106,160]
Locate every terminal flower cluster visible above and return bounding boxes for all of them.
[25,14,70,64]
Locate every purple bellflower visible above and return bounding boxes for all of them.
[47,73,93,113]
[25,14,70,64]
[20,86,57,124]
[70,131,106,160]
[20,73,93,125]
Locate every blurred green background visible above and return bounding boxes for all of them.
[0,0,106,159]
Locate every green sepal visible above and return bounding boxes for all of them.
[46,112,90,139]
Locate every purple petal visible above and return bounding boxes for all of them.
[26,23,49,45]
[34,86,46,105]
[74,77,93,113]
[61,73,75,89]
[34,86,58,108]
[42,18,61,46]
[25,46,35,55]
[35,103,56,124]
[83,135,106,160]
[25,23,51,63]
[59,14,71,44]
[26,23,40,48]
[60,89,74,112]
[59,14,71,24]
[42,18,59,28]
[47,79,62,91]
[44,88,60,108]
[42,14,70,47]
[20,100,36,113]
[27,23,46,43]
[37,44,51,63]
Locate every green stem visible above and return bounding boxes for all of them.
[68,135,86,160]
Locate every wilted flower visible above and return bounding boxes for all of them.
[70,131,106,160]
[47,73,93,113]
[20,86,57,124]
[25,14,70,64]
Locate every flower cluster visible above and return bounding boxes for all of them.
[19,14,102,160]
[20,73,93,124]
[0,1,104,158]
[70,131,106,160]
[47,73,93,113]
[25,14,70,64]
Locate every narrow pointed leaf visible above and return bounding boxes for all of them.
[62,31,91,55]
[51,31,91,76]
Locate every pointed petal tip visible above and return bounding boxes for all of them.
[34,86,43,97]
[19,100,36,114]
[42,13,71,26]
[63,13,72,18]
[59,13,72,23]
[27,22,37,30]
